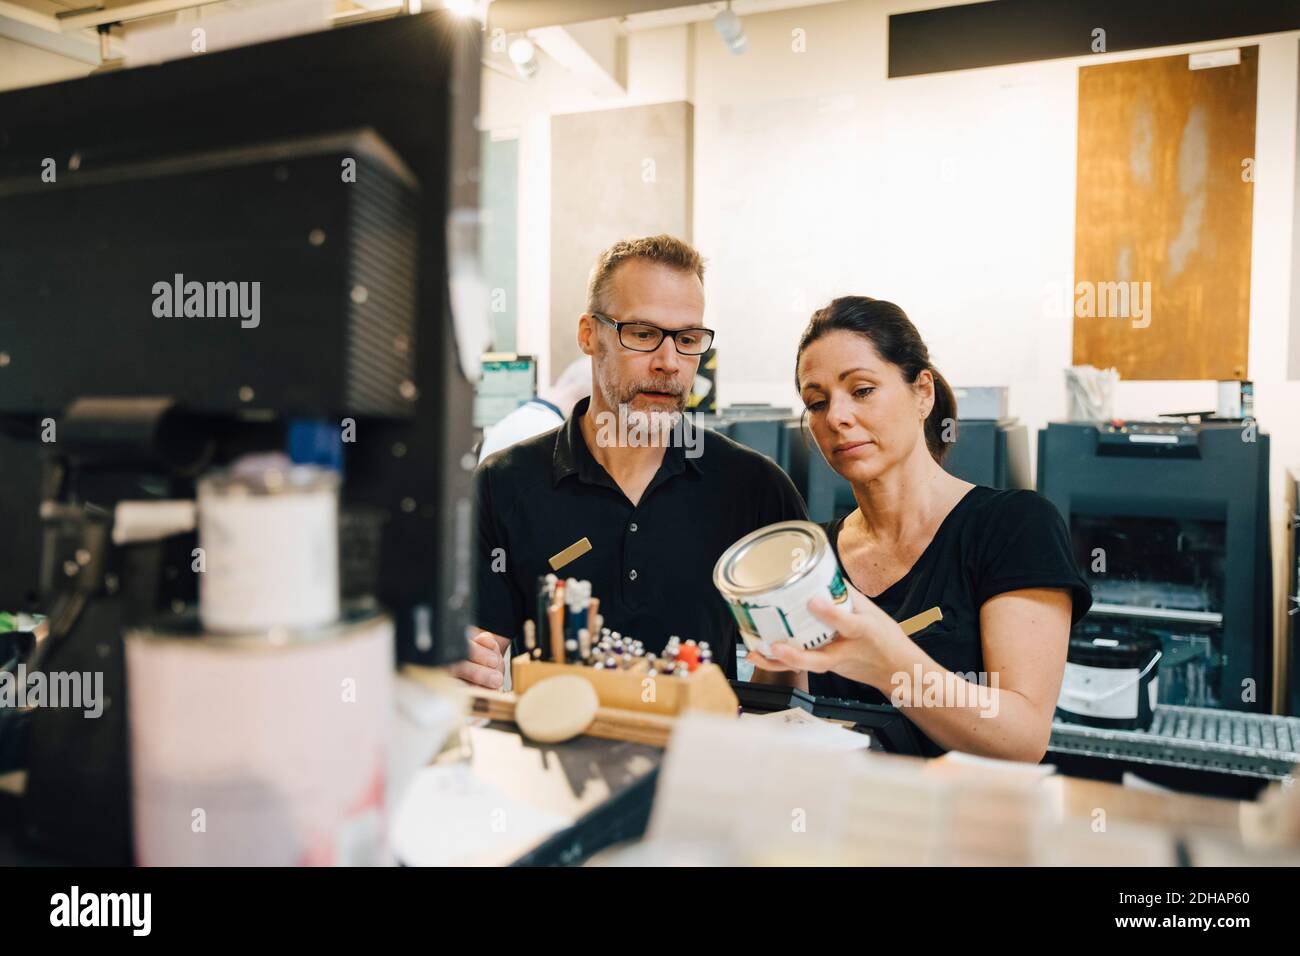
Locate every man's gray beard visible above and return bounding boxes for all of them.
[633,407,683,437]
[594,375,680,444]
[596,366,685,418]
[615,400,683,440]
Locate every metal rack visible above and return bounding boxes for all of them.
[1050,705,1300,781]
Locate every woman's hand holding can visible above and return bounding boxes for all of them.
[748,584,915,691]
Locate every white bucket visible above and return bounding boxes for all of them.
[197,464,339,633]
[126,612,393,866]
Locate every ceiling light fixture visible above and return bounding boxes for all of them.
[713,2,748,55]
[508,36,539,80]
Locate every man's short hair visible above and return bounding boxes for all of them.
[585,234,706,314]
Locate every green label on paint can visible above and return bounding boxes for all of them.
[829,568,847,602]
[728,602,757,636]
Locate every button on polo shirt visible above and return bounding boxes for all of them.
[474,397,808,677]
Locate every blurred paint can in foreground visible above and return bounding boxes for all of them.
[197,462,339,633]
[714,520,849,658]
[126,610,393,866]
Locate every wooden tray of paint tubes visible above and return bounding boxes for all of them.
[469,653,739,748]
[466,575,739,746]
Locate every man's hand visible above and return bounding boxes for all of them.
[448,627,512,690]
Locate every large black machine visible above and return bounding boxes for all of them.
[0,12,483,863]
[1039,420,1274,716]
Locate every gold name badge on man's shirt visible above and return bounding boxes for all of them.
[548,536,592,571]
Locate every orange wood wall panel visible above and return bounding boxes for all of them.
[1073,48,1257,380]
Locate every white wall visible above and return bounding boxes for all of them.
[689,0,1299,693]
[483,3,1297,440]
[480,25,692,386]
[694,2,1296,417]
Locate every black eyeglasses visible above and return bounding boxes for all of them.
[592,312,715,356]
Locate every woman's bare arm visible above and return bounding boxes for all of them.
[749,586,1071,762]
[891,588,1071,761]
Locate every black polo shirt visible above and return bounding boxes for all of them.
[474,397,808,677]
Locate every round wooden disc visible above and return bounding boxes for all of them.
[515,674,599,744]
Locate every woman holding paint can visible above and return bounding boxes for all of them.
[746,297,1091,761]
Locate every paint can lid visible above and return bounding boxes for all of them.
[1067,626,1160,668]
[713,520,829,597]
[199,454,340,497]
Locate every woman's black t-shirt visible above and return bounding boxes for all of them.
[808,486,1092,757]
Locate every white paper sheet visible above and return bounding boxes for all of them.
[739,707,873,751]
[391,764,570,866]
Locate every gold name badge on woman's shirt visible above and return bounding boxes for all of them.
[898,606,943,637]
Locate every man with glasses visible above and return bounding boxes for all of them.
[453,234,807,689]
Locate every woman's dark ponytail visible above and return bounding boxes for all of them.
[922,366,958,463]
[796,296,959,464]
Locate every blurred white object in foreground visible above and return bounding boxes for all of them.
[197,459,339,633]
[127,613,392,866]
[610,713,1181,866]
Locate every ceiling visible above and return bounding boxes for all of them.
[489,0,843,33]
[0,0,848,68]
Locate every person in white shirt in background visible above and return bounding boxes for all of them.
[477,356,592,462]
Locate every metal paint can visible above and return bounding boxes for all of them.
[126,610,393,866]
[197,463,340,634]
[713,520,850,658]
